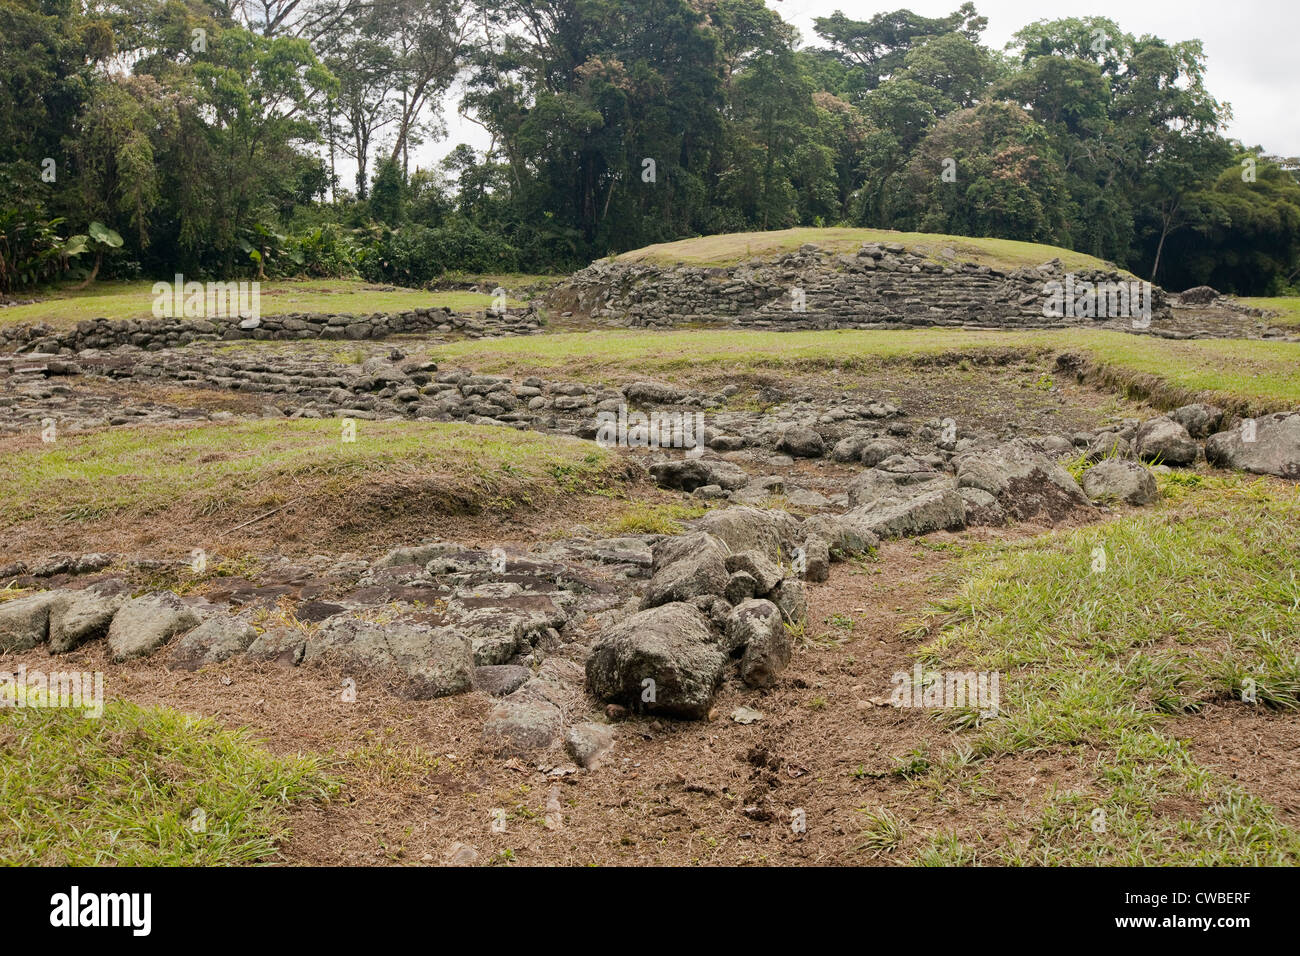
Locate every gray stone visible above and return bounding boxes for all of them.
[831,435,866,462]
[775,425,825,458]
[800,514,879,558]
[799,535,831,582]
[724,551,783,594]
[769,578,808,626]
[585,602,726,719]
[640,534,729,609]
[651,531,727,572]
[564,722,616,769]
[859,438,906,467]
[48,582,127,654]
[168,614,258,670]
[846,464,943,508]
[1171,403,1224,439]
[304,619,473,698]
[842,485,967,539]
[481,698,562,756]
[696,506,799,561]
[957,487,1005,526]
[956,444,1093,522]
[723,571,759,605]
[623,381,686,405]
[649,458,748,492]
[1133,417,1198,466]
[1082,459,1159,505]
[0,591,66,652]
[245,626,307,666]
[473,664,532,696]
[1084,433,1131,463]
[107,591,200,661]
[1206,412,1300,479]
[725,599,788,685]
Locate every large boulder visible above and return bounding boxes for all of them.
[651,531,727,572]
[107,592,200,661]
[1171,403,1224,440]
[1082,459,1159,505]
[640,534,729,609]
[1205,412,1300,479]
[799,514,878,558]
[696,506,800,561]
[846,460,944,508]
[956,445,1093,523]
[0,591,67,652]
[649,458,748,492]
[303,619,474,698]
[585,602,726,719]
[858,438,907,467]
[841,484,967,540]
[727,600,790,686]
[1178,285,1220,305]
[447,592,566,666]
[47,582,127,654]
[168,614,259,670]
[624,381,686,405]
[481,698,562,757]
[1133,417,1198,466]
[775,425,825,458]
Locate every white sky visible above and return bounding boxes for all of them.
[397,0,1299,181]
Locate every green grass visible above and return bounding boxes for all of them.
[0,419,624,527]
[433,327,1300,413]
[905,475,1300,864]
[598,500,709,536]
[615,227,1126,273]
[1239,296,1300,328]
[0,278,533,329]
[0,698,333,865]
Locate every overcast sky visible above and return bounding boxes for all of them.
[406,0,1299,179]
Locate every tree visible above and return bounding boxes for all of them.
[813,2,986,95]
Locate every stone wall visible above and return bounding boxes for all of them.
[0,304,542,353]
[549,242,1172,330]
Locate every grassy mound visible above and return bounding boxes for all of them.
[614,227,1125,274]
[1,419,626,529]
[434,328,1300,413]
[0,278,542,330]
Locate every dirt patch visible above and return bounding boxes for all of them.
[2,525,1073,866]
[1168,703,1300,822]
[0,462,660,569]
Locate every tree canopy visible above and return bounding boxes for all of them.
[1,0,1295,293]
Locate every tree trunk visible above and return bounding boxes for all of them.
[1151,218,1170,282]
[70,250,102,291]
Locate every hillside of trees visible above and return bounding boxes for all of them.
[2,0,1298,295]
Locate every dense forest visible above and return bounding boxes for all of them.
[2,0,1298,294]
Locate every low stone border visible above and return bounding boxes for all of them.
[0,304,543,353]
